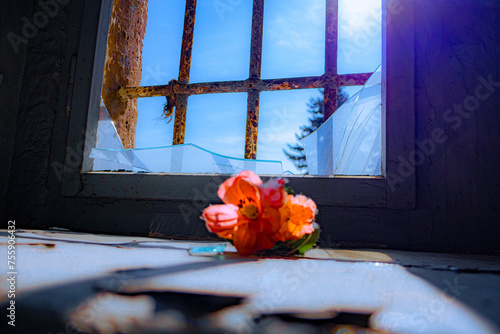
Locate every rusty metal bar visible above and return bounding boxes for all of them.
[119,83,172,99]
[249,0,264,79]
[173,0,197,145]
[324,0,339,121]
[119,73,370,99]
[178,0,196,84]
[245,90,260,159]
[338,72,371,86]
[173,95,189,145]
[244,0,265,159]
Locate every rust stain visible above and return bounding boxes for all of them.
[0,242,56,248]
[245,91,260,159]
[148,232,165,238]
[114,0,372,157]
[325,0,339,74]
[249,0,264,79]
[243,0,264,159]
[173,95,188,145]
[324,0,339,121]
[339,73,371,86]
[119,72,371,150]
[119,75,372,100]
[172,0,197,145]
[324,88,338,121]
[37,243,55,248]
[280,82,291,89]
[178,0,196,84]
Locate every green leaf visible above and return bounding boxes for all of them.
[297,228,320,255]
[284,186,295,195]
[260,223,321,256]
[227,224,321,257]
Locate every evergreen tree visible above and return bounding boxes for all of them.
[284,89,349,173]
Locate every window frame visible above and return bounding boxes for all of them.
[62,0,415,212]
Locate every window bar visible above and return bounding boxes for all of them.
[119,74,371,99]
[245,0,265,159]
[324,0,339,121]
[173,0,197,145]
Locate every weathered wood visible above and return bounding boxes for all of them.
[62,0,114,196]
[79,172,386,207]
[82,0,114,174]
[383,0,416,209]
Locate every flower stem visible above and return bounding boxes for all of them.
[284,232,314,256]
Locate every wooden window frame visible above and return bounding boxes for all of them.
[61,0,415,217]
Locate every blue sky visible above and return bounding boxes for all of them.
[135,0,381,174]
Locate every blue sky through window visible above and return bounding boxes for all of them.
[135,0,381,174]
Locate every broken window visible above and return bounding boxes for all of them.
[66,0,414,211]
[95,0,382,175]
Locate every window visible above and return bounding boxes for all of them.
[61,0,415,230]
[94,0,381,176]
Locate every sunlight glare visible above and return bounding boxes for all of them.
[339,0,381,31]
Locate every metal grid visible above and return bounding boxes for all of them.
[118,0,372,159]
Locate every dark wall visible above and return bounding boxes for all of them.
[0,1,34,220]
[1,0,499,253]
[2,0,85,225]
[413,0,500,250]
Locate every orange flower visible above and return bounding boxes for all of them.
[278,195,317,241]
[202,171,287,256]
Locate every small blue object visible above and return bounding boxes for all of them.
[188,244,227,255]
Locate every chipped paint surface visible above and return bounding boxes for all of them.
[0,230,498,333]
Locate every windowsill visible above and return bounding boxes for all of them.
[76,172,388,207]
[84,171,385,178]
[3,229,499,333]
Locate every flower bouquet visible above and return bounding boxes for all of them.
[201,171,319,256]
